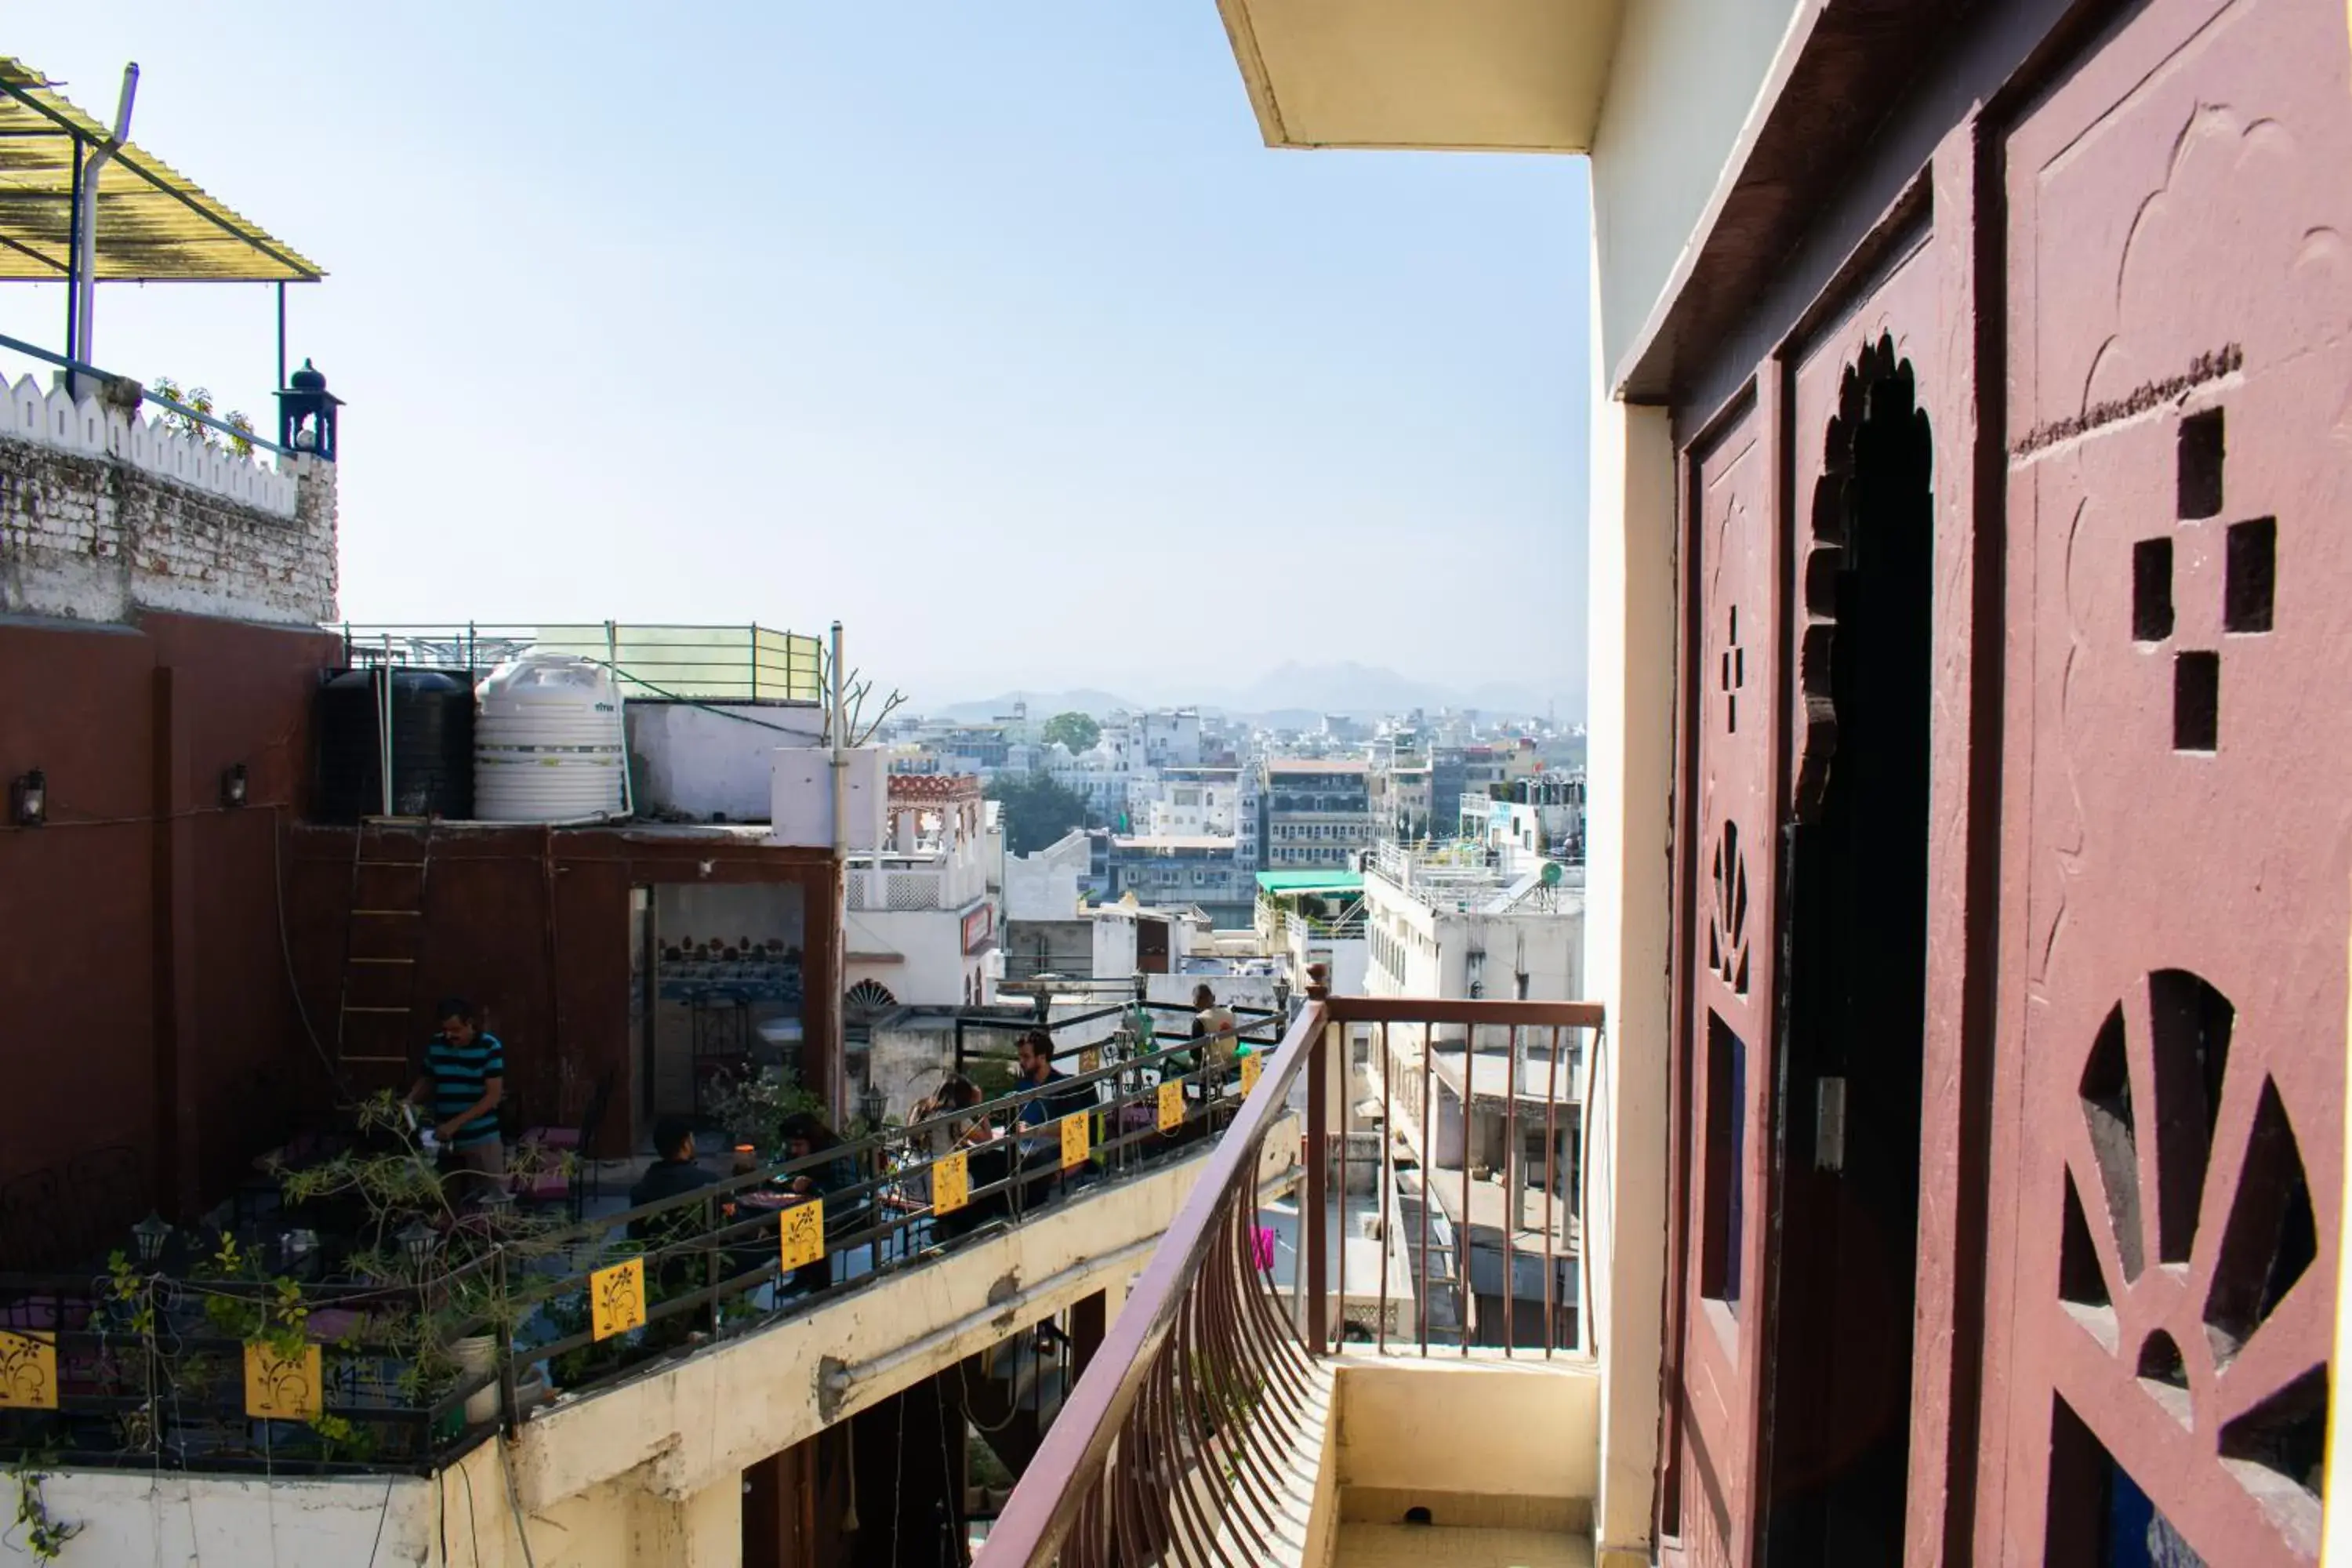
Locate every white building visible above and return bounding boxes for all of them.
[843,774,1003,1010]
[1362,842,1583,1004]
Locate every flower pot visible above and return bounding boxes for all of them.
[451,1334,501,1426]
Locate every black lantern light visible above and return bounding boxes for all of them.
[11,769,45,828]
[131,1211,172,1265]
[859,1081,889,1134]
[274,358,343,462]
[220,762,249,809]
[397,1219,437,1272]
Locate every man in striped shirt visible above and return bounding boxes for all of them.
[405,998,506,1208]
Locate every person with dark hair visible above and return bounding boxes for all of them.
[1014,1031,1095,1209]
[778,1113,859,1293]
[630,1118,717,1211]
[1192,983,1241,1070]
[910,1075,1011,1241]
[628,1119,724,1298]
[406,998,506,1208]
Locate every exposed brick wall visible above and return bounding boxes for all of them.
[0,432,337,626]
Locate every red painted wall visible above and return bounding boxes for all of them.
[0,612,341,1235]
[283,826,840,1160]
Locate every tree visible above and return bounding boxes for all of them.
[1040,711,1102,753]
[987,773,1091,856]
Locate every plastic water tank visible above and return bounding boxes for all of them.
[473,654,626,822]
[316,668,475,823]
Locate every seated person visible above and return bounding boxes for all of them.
[628,1118,724,1294]
[1014,1031,1098,1209]
[910,1076,1012,1241]
[778,1114,864,1292]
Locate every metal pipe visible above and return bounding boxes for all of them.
[71,64,139,371]
[829,620,848,1127]
[1504,1024,1519,1359]
[1461,1027,1475,1357]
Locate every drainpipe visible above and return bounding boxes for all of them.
[71,64,139,380]
[829,621,848,1127]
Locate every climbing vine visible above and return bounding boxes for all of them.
[6,1466,80,1563]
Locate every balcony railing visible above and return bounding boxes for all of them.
[977,987,1602,1566]
[332,622,824,704]
[0,1008,1283,1477]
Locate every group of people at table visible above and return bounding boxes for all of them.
[402,989,1257,1298]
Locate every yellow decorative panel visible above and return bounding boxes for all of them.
[779,1198,826,1272]
[243,1341,322,1421]
[1060,1112,1091,1171]
[590,1257,648,1342]
[933,1150,971,1215]
[0,1329,57,1410]
[1158,1081,1185,1134]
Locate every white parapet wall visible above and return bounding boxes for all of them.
[0,376,336,627]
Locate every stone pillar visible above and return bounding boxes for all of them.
[291,449,339,622]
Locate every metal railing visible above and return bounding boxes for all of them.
[332,622,825,704]
[977,988,1603,1567]
[0,1009,1283,1477]
[0,328,293,456]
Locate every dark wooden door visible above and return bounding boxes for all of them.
[1984,0,2350,1559]
[1663,394,1782,1568]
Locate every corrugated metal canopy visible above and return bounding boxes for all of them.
[0,58,321,283]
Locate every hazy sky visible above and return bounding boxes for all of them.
[7,5,1591,711]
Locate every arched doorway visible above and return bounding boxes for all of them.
[1762,336,1935,1566]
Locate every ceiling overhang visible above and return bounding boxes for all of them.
[1214,0,1623,153]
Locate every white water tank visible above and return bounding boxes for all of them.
[474,654,627,822]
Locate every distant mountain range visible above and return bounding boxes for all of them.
[932,662,1568,725]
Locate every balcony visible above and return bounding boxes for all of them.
[980,991,1604,1567]
[0,1007,1301,1557]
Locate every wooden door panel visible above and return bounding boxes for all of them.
[1667,396,1780,1568]
[1990,0,2352,1559]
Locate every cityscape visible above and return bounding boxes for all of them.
[2,4,2345,1568]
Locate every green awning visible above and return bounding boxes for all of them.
[1254,871,1364,895]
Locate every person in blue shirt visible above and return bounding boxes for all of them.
[405,998,506,1209]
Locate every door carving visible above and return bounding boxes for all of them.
[1665,396,1780,1568]
[1990,0,2351,1559]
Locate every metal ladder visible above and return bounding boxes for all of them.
[334,816,433,1092]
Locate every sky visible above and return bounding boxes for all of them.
[7,5,1592,713]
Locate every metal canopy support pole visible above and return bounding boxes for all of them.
[63,141,82,381]
[275,281,286,390]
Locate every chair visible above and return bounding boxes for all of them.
[516,1073,615,1219]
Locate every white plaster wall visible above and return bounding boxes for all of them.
[1004,831,1091,921]
[0,1471,439,1567]
[1588,0,1804,379]
[845,908,972,1007]
[1335,1359,1599,1508]
[1581,385,1678,1568]
[629,703,824,822]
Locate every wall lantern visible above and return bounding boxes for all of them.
[398,1219,437,1272]
[860,1082,889,1133]
[131,1211,172,1264]
[11,769,45,828]
[220,763,249,809]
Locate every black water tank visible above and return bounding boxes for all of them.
[315,668,476,822]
